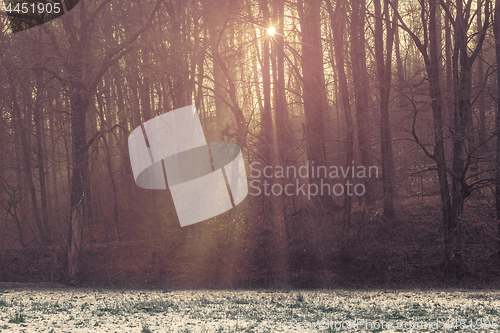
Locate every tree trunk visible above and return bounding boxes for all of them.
[494,0,500,258]
[13,128,27,248]
[446,0,489,279]
[374,0,396,219]
[299,0,328,208]
[49,95,61,229]
[165,1,189,109]
[297,0,334,286]
[444,0,453,128]
[273,0,289,286]
[274,0,289,164]
[327,0,354,259]
[34,69,52,244]
[427,0,458,280]
[477,4,486,147]
[350,0,375,205]
[392,0,453,279]
[96,90,121,241]
[10,79,49,246]
[204,0,231,138]
[68,76,90,281]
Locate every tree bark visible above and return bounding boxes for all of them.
[374,0,396,219]
[477,4,486,147]
[350,0,376,205]
[165,1,189,109]
[273,0,289,286]
[327,0,354,259]
[10,78,49,246]
[299,0,329,208]
[444,0,453,128]
[446,0,489,278]
[274,0,289,164]
[494,0,500,258]
[34,69,52,244]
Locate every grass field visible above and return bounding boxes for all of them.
[0,283,499,332]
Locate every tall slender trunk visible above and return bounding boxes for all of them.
[299,0,328,207]
[165,1,189,109]
[113,71,131,178]
[261,0,273,165]
[272,0,289,286]
[494,0,500,258]
[13,126,26,248]
[297,0,332,286]
[64,4,91,279]
[34,70,52,244]
[374,0,396,219]
[275,0,289,164]
[477,4,486,147]
[49,96,61,228]
[205,0,231,138]
[451,0,471,222]
[194,16,207,116]
[446,0,489,278]
[444,0,453,129]
[10,81,49,246]
[350,0,375,206]
[68,77,90,281]
[393,0,405,107]
[327,0,354,259]
[96,90,121,241]
[426,0,455,279]
[392,0,453,278]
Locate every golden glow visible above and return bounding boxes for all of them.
[267,27,276,36]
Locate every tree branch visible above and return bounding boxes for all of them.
[82,124,129,154]
[90,0,165,91]
[388,0,429,65]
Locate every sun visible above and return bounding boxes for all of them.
[267,27,276,36]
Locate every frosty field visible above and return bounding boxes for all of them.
[0,284,499,332]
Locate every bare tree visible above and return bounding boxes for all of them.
[392,0,453,278]
[444,0,490,278]
[58,0,163,281]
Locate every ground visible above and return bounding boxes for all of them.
[0,283,500,332]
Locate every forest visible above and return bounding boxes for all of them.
[0,0,499,289]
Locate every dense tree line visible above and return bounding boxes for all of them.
[0,0,499,286]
